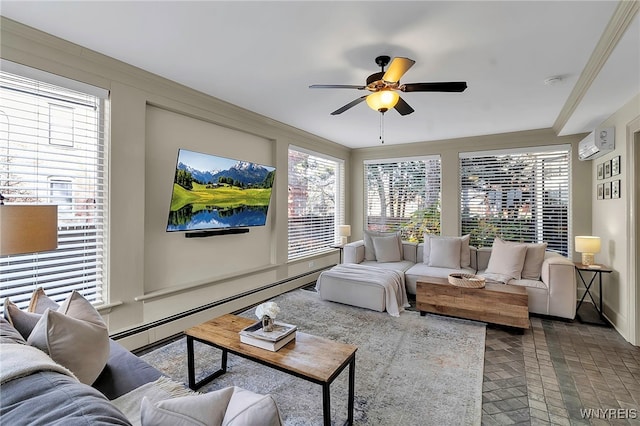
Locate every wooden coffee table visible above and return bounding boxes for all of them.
[416,277,530,329]
[185,314,357,426]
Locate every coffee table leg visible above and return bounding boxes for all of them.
[322,382,331,426]
[187,335,196,389]
[347,355,355,425]
[186,336,228,390]
[420,311,426,317]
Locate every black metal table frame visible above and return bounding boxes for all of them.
[575,266,612,322]
[187,334,356,426]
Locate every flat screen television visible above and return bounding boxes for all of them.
[166,148,275,232]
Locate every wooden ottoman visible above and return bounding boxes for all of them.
[416,277,529,329]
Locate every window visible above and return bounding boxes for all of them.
[288,146,344,260]
[459,146,571,255]
[0,62,108,311]
[365,156,441,242]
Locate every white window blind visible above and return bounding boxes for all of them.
[0,67,108,311]
[288,146,344,260]
[459,146,571,255]
[365,156,441,242]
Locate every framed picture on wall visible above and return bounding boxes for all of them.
[604,181,611,199]
[597,183,604,200]
[612,179,620,199]
[611,155,621,176]
[597,163,604,180]
[604,160,612,178]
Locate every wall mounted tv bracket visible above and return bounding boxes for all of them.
[185,228,250,238]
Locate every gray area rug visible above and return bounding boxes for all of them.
[141,289,486,425]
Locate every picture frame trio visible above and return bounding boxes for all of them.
[597,155,620,200]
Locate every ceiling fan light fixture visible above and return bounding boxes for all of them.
[366,90,399,113]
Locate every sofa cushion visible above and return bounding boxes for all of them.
[372,235,403,262]
[360,259,415,274]
[27,291,110,385]
[423,234,471,268]
[428,237,461,269]
[364,230,402,261]
[484,238,527,281]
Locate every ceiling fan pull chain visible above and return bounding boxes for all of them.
[380,112,385,144]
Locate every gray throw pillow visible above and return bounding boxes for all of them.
[27,291,110,385]
[428,237,462,269]
[364,230,401,261]
[4,298,42,340]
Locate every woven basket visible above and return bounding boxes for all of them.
[448,273,486,288]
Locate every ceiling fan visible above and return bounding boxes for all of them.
[310,55,467,116]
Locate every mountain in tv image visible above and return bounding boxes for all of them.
[167,149,275,231]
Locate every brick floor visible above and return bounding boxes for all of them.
[482,308,640,425]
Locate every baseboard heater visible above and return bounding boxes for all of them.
[110,266,330,341]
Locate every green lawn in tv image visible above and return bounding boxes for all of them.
[166,149,276,231]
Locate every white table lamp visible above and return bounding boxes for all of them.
[338,225,351,246]
[575,236,600,266]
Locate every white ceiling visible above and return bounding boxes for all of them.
[1,1,638,149]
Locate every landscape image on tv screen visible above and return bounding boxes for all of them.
[166,149,276,232]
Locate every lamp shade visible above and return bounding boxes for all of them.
[575,236,601,254]
[0,205,58,256]
[575,235,600,265]
[366,90,399,112]
[338,225,351,237]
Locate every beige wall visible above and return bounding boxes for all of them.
[591,93,640,344]
[1,18,348,349]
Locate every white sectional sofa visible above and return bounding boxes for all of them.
[338,234,577,320]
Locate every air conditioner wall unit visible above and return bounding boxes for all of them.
[578,127,615,161]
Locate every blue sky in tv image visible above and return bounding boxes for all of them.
[177,149,275,174]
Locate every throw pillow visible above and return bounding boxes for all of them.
[423,234,471,267]
[372,235,402,262]
[521,242,548,280]
[27,290,110,385]
[364,230,401,261]
[428,237,462,269]
[28,287,60,314]
[0,316,27,345]
[485,237,527,281]
[140,387,282,426]
[223,387,282,426]
[3,298,42,340]
[140,388,233,426]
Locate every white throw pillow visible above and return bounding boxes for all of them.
[372,235,403,262]
[428,237,462,269]
[141,388,233,426]
[364,230,401,261]
[140,387,282,426]
[485,238,527,281]
[27,291,109,385]
[423,234,471,267]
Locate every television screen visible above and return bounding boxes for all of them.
[166,149,276,232]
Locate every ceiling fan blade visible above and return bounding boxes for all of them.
[309,84,366,90]
[401,82,468,92]
[382,57,415,83]
[394,97,415,116]
[330,96,367,115]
